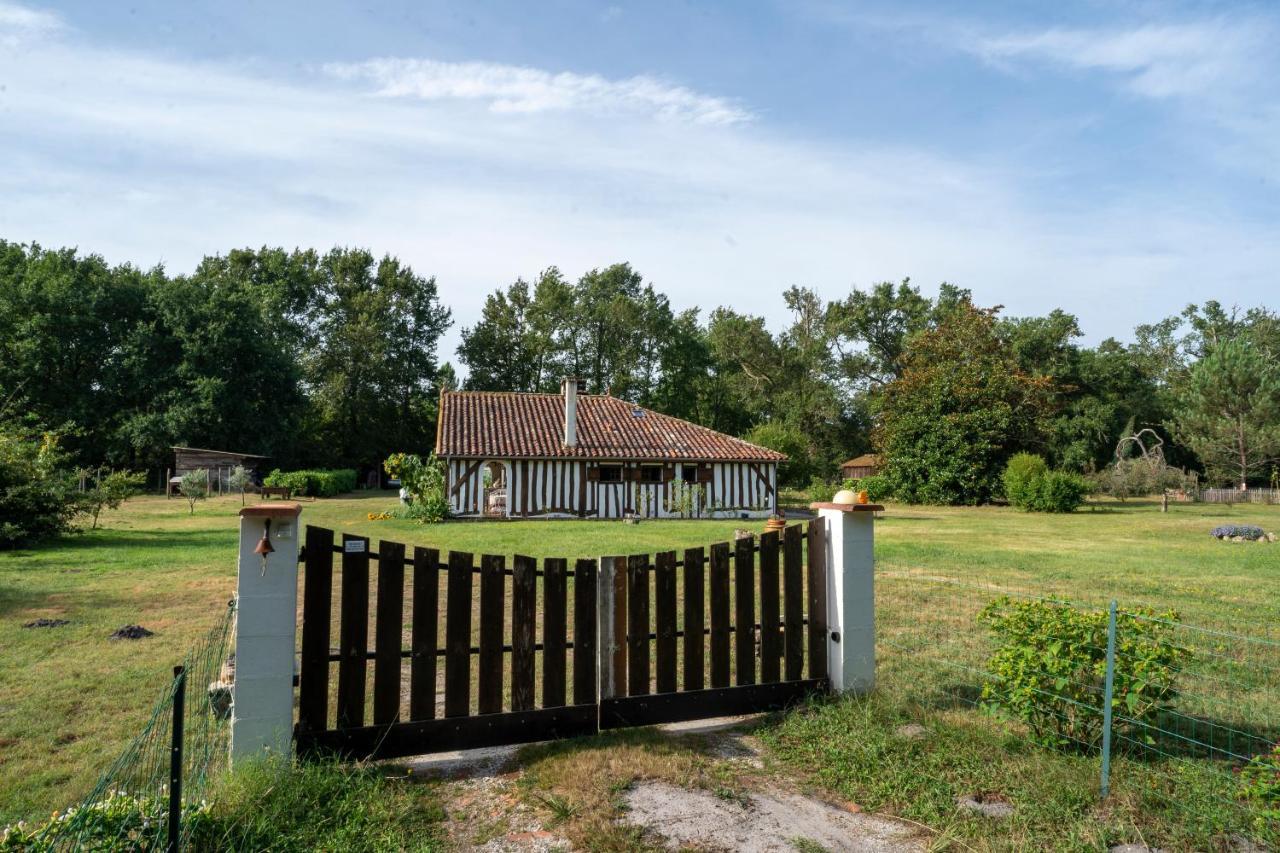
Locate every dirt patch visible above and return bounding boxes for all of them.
[109,624,154,640]
[957,792,1014,819]
[623,780,923,852]
[23,618,70,629]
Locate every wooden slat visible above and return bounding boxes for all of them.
[610,556,627,697]
[600,679,825,730]
[373,539,405,725]
[734,535,756,686]
[783,525,804,682]
[682,547,705,691]
[478,554,505,715]
[512,555,537,712]
[410,547,439,721]
[709,542,731,689]
[542,558,568,708]
[807,518,829,681]
[654,550,677,693]
[298,525,334,734]
[572,558,598,705]
[337,534,370,729]
[759,530,781,683]
[627,554,651,696]
[444,551,474,718]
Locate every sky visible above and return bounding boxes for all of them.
[2,0,1277,365]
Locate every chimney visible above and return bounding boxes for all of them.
[562,377,578,447]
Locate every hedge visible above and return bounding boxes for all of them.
[262,468,357,498]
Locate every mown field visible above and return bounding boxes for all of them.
[2,490,1277,846]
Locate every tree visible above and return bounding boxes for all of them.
[79,467,147,529]
[179,469,209,515]
[228,465,251,506]
[1172,339,1280,488]
[875,301,1055,505]
[0,424,81,547]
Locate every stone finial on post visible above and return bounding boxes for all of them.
[809,497,880,693]
[231,503,302,763]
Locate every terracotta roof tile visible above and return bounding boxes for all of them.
[436,391,786,462]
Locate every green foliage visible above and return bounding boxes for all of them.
[1002,454,1088,513]
[0,790,215,851]
[848,474,893,502]
[1002,453,1048,507]
[77,467,146,530]
[876,302,1055,505]
[978,597,1190,751]
[0,427,81,548]
[1239,743,1280,821]
[262,468,356,498]
[384,453,450,523]
[179,469,209,514]
[743,420,810,486]
[1090,457,1197,501]
[227,465,250,506]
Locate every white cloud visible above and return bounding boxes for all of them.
[0,0,60,44]
[975,21,1265,100]
[325,58,752,125]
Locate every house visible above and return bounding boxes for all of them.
[840,453,882,480]
[435,378,785,519]
[167,446,268,496]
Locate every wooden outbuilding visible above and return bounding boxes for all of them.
[167,446,268,496]
[840,453,882,480]
[435,379,785,519]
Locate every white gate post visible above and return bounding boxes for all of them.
[811,497,880,694]
[231,503,301,763]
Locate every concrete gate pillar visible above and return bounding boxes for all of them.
[231,503,302,763]
[810,498,880,694]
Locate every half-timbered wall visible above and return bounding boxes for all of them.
[445,459,777,519]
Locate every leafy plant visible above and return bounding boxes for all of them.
[0,426,81,548]
[1002,453,1048,507]
[1239,743,1280,821]
[227,465,251,506]
[1002,454,1087,513]
[179,469,209,515]
[384,453,450,523]
[0,790,214,850]
[978,597,1190,751]
[1211,525,1265,540]
[77,467,146,529]
[262,468,356,498]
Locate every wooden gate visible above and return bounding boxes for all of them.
[293,520,828,761]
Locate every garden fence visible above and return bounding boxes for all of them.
[1197,488,1280,505]
[879,573,1279,848]
[3,602,236,851]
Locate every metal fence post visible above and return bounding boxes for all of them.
[168,665,186,852]
[1100,600,1118,799]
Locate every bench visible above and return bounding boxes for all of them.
[260,486,293,500]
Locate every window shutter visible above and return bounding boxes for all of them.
[625,465,640,482]
[697,465,713,483]
[586,465,599,482]
[663,464,674,481]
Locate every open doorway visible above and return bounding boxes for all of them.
[482,461,508,518]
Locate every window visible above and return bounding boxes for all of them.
[639,465,663,483]
[680,465,699,484]
[598,464,623,483]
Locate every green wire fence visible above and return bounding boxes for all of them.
[878,573,1280,849]
[3,602,236,851]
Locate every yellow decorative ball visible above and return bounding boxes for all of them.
[832,489,858,505]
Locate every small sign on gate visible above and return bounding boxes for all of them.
[343,540,366,553]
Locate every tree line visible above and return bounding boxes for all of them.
[3,240,1278,502]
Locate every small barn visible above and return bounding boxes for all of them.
[168,446,268,496]
[840,453,882,480]
[435,379,785,519]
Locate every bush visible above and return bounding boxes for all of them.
[262,468,357,498]
[1211,525,1265,540]
[179,468,209,514]
[78,467,146,529]
[978,597,1190,751]
[856,474,893,503]
[0,427,81,548]
[384,453,450,523]
[1002,454,1087,513]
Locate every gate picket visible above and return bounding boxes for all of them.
[806,519,828,681]
[410,547,439,721]
[709,543,731,688]
[682,547,706,692]
[572,558,597,705]
[373,539,405,725]
[298,525,333,733]
[478,554,505,714]
[444,551,474,718]
[627,554,651,696]
[759,530,781,683]
[734,536,756,686]
[782,525,805,681]
[511,555,537,712]
[542,558,568,708]
[337,534,370,729]
[654,551,677,694]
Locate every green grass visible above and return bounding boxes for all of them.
[2,490,1279,844]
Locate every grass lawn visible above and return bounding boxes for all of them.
[2,490,1278,846]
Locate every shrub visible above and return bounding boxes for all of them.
[384,453,450,523]
[1002,454,1087,513]
[0,426,81,548]
[804,475,837,506]
[179,469,209,514]
[262,468,357,498]
[1211,525,1265,540]
[78,467,146,529]
[227,465,251,506]
[856,474,893,503]
[1239,742,1280,821]
[978,597,1190,751]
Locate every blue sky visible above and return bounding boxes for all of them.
[2,1,1276,362]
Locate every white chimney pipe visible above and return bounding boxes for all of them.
[562,377,578,447]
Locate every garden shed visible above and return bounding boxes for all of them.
[167,446,268,496]
[840,453,882,480]
[435,379,785,519]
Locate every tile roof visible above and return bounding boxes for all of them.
[841,454,881,468]
[436,391,786,462]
